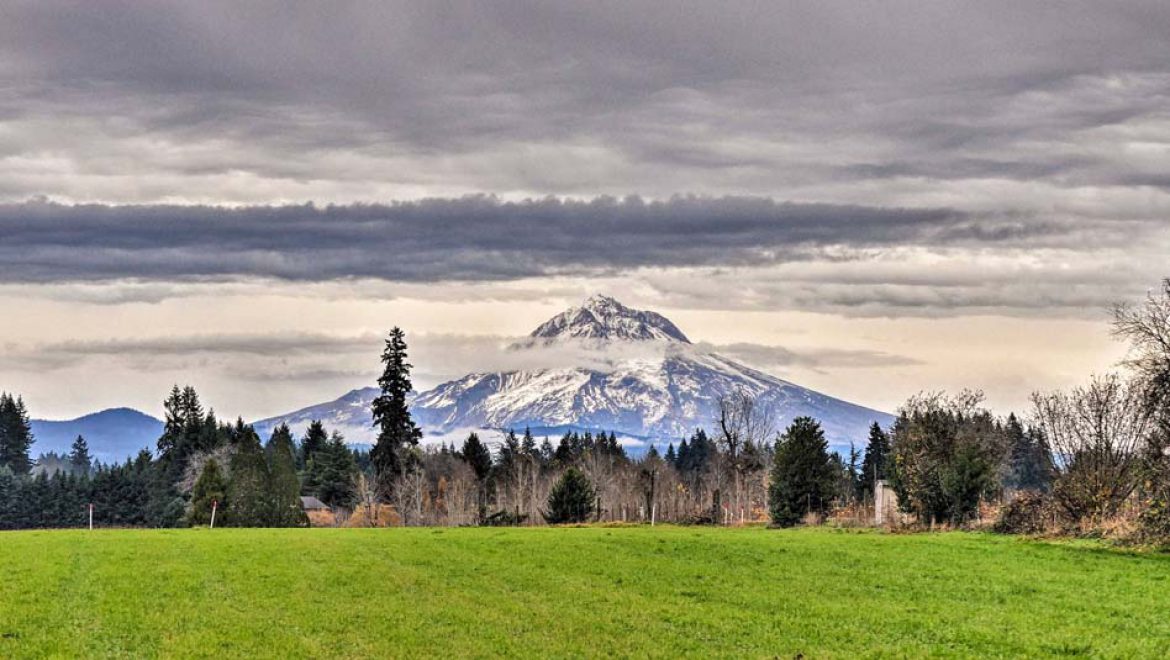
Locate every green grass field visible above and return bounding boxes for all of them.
[1,527,1167,658]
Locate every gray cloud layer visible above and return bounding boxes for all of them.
[2,195,1163,316]
[1,2,1169,204]
[0,196,1020,283]
[1,2,1168,317]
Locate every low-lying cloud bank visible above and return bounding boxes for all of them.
[1,330,922,384]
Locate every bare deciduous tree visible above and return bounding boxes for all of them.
[1113,279,1170,407]
[1031,374,1153,524]
[716,389,774,523]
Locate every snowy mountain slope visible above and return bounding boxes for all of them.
[255,295,893,452]
[254,386,379,446]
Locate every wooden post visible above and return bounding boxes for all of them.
[88,503,93,530]
[210,499,218,529]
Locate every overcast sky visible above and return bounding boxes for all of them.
[2,1,1168,421]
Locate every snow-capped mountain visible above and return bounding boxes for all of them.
[255,295,893,453]
[525,295,690,344]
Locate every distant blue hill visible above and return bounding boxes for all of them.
[30,408,163,464]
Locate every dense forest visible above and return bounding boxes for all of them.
[2,281,1169,546]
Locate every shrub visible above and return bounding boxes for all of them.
[484,509,528,526]
[993,491,1053,535]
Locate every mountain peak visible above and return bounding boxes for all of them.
[528,295,691,343]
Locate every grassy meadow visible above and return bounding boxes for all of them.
[0,526,1167,658]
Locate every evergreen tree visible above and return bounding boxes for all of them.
[521,427,537,456]
[1004,414,1054,492]
[539,438,555,467]
[48,471,85,528]
[370,327,422,500]
[299,421,330,495]
[69,435,93,475]
[225,421,270,526]
[859,422,891,499]
[0,465,17,530]
[496,430,520,487]
[314,432,358,509]
[150,385,217,527]
[461,432,493,523]
[768,417,838,527]
[0,393,35,475]
[299,420,328,471]
[266,425,308,527]
[846,442,863,502]
[664,443,677,465]
[188,458,227,526]
[543,467,596,524]
[460,432,493,483]
[19,471,50,529]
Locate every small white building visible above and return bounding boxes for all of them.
[874,480,900,525]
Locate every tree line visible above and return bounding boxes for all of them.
[0,326,1071,531]
[2,280,1169,543]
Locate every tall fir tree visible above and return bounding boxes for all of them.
[266,424,308,527]
[314,432,359,509]
[150,385,215,527]
[768,417,838,527]
[0,465,17,530]
[299,420,328,471]
[0,393,35,475]
[461,432,493,523]
[859,422,891,499]
[370,327,422,500]
[225,420,270,526]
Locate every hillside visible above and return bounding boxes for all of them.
[30,408,163,462]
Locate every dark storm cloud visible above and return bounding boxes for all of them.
[0,2,1168,317]
[0,196,1034,284]
[0,2,1168,203]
